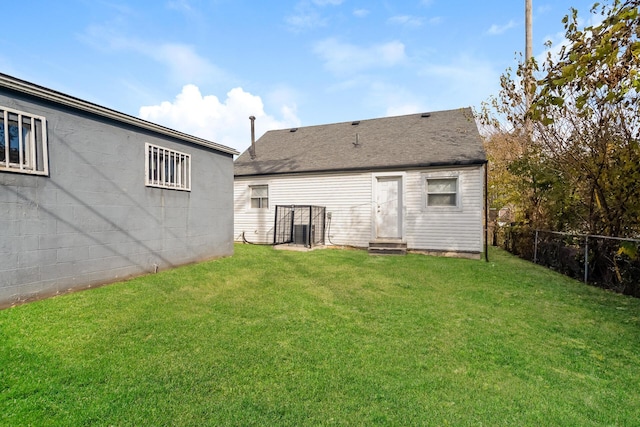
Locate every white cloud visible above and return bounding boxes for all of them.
[538,32,568,64]
[285,7,326,31]
[487,20,517,35]
[285,0,343,32]
[375,86,426,116]
[322,76,427,119]
[81,23,137,51]
[265,85,301,112]
[536,5,552,14]
[323,77,368,93]
[166,0,193,13]
[314,38,407,75]
[81,25,226,85]
[388,15,423,27]
[139,85,300,153]
[386,103,425,117]
[419,55,499,109]
[537,9,603,66]
[322,55,496,118]
[312,0,343,5]
[353,8,370,18]
[149,43,226,84]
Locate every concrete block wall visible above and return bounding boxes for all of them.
[0,91,234,307]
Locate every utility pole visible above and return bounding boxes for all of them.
[526,0,533,63]
[524,0,533,139]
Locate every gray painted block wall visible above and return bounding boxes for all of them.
[0,90,234,306]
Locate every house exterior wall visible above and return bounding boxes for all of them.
[404,166,484,254]
[234,165,484,254]
[234,172,373,247]
[0,91,234,307]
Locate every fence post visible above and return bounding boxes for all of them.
[534,230,539,264]
[290,205,295,243]
[307,205,312,248]
[273,205,279,245]
[584,235,589,284]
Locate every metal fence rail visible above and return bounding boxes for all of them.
[497,227,640,297]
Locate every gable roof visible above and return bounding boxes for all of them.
[0,73,239,156]
[234,108,486,177]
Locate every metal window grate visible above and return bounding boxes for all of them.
[145,142,191,191]
[273,205,326,247]
[0,106,48,175]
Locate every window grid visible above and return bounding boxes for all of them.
[426,177,458,207]
[250,185,268,209]
[145,143,191,191]
[0,106,48,175]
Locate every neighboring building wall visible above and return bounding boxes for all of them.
[234,165,484,254]
[0,92,234,306]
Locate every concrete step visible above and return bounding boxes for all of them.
[368,247,407,255]
[368,240,407,255]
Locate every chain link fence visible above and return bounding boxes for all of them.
[495,226,640,297]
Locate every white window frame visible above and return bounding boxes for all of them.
[250,184,269,209]
[422,172,460,210]
[0,106,48,176]
[145,142,191,191]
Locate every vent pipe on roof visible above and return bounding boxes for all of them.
[249,116,256,159]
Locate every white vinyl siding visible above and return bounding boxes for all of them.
[0,106,48,175]
[145,143,191,191]
[234,165,484,254]
[407,167,484,253]
[235,172,372,246]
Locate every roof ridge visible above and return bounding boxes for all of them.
[265,107,474,134]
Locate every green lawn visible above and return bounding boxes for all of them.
[1,245,639,426]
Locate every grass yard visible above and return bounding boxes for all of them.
[1,245,640,426]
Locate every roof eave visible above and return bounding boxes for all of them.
[0,73,239,156]
[235,158,488,178]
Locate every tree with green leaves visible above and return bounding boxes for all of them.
[483,0,640,237]
[532,0,640,237]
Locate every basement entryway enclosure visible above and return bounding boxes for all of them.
[273,205,326,247]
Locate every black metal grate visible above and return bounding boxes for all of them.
[273,205,326,247]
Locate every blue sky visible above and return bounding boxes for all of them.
[1,0,597,154]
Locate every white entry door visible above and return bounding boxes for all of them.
[375,176,402,239]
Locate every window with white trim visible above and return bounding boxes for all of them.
[426,177,458,207]
[145,143,191,191]
[0,106,48,175]
[250,185,268,209]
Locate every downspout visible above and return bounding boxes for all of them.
[484,160,489,262]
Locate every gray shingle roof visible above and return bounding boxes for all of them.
[234,107,486,177]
